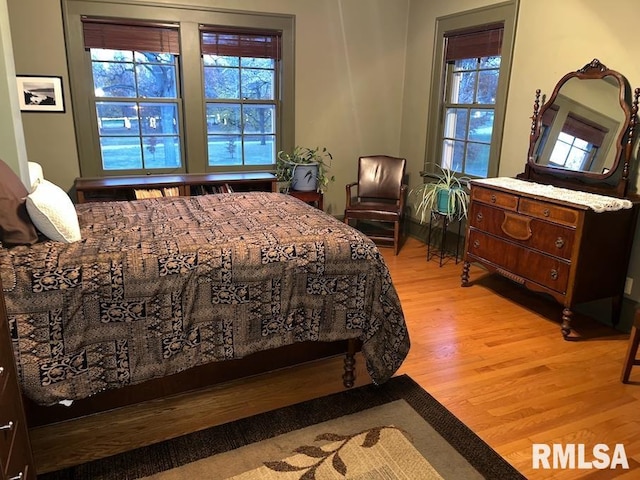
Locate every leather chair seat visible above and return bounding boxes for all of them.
[342,200,400,221]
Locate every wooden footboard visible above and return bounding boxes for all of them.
[24,338,362,428]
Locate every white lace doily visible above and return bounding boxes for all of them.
[473,177,632,213]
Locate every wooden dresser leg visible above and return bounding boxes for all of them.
[342,339,357,388]
[461,261,470,286]
[561,307,573,339]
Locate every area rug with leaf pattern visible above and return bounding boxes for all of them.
[39,375,525,479]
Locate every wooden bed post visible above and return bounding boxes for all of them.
[342,338,358,388]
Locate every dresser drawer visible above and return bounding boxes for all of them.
[467,229,570,293]
[469,203,576,260]
[518,197,580,227]
[471,186,519,211]
[0,367,21,475]
[4,439,32,480]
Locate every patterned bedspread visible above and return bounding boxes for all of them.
[0,192,409,406]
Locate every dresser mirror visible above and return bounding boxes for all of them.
[520,59,639,198]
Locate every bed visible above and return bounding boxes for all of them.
[0,189,410,427]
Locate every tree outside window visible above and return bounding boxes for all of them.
[91,48,181,171]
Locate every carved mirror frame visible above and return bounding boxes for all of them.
[519,59,639,198]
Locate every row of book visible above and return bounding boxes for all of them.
[133,186,181,199]
[191,183,234,195]
[133,184,236,199]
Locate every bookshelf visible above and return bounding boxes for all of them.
[74,172,277,204]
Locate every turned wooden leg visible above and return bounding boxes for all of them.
[342,338,357,388]
[461,261,470,286]
[561,307,573,339]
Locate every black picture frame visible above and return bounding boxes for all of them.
[16,75,65,113]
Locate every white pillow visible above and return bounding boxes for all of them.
[27,162,44,192]
[26,179,81,243]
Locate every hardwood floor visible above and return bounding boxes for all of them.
[30,236,640,479]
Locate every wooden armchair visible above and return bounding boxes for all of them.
[343,155,407,255]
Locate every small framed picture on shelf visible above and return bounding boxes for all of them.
[16,75,65,112]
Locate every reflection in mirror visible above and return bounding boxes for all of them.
[533,76,623,174]
[521,59,640,198]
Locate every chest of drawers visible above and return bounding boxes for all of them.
[462,181,638,338]
[0,289,35,480]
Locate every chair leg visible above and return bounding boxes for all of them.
[393,220,400,255]
[621,322,640,383]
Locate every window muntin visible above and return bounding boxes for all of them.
[90,47,182,171]
[441,56,500,177]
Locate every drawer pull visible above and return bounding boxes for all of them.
[473,240,480,249]
[543,208,550,217]
[555,237,565,249]
[550,269,558,280]
[0,420,14,431]
[0,366,4,376]
[490,194,497,203]
[476,212,483,222]
[9,472,24,480]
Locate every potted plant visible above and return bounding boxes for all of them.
[276,146,335,193]
[409,165,471,223]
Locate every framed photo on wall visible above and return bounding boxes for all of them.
[16,75,65,112]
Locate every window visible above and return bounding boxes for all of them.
[63,1,294,178]
[84,21,182,171]
[548,114,607,170]
[201,28,280,167]
[442,52,501,177]
[424,2,518,179]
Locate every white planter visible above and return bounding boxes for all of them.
[290,163,318,191]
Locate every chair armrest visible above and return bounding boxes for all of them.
[345,182,357,207]
[399,184,408,212]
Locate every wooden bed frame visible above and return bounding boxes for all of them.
[23,336,361,427]
[2,266,361,430]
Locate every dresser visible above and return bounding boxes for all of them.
[461,60,640,339]
[462,178,638,338]
[0,281,36,480]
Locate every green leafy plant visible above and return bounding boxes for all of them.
[409,164,471,223]
[276,146,335,192]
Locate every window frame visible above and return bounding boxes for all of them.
[424,1,519,179]
[62,0,294,178]
[441,56,501,177]
[200,28,281,168]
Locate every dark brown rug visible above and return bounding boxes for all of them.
[38,375,525,479]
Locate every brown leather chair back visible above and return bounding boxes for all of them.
[357,155,406,201]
